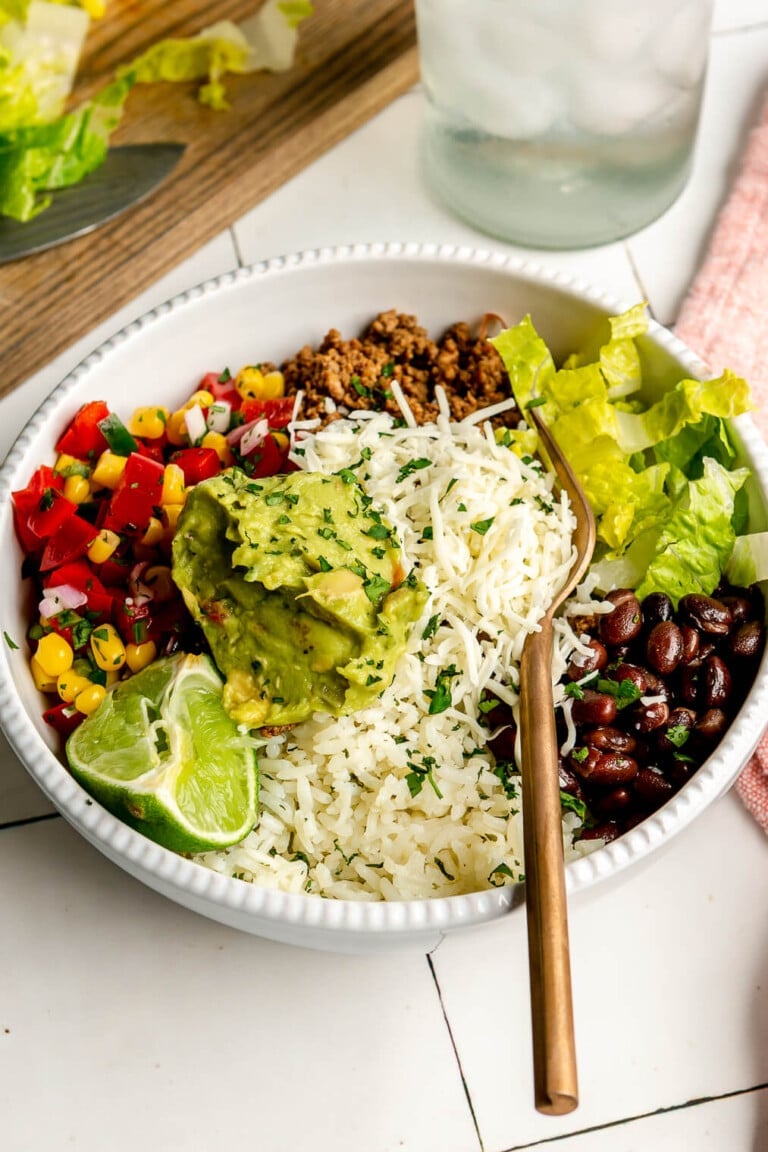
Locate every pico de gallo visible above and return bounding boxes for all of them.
[12,365,296,738]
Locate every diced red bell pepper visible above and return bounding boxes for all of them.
[249,433,289,479]
[26,488,78,541]
[103,453,165,534]
[136,437,167,464]
[241,397,294,429]
[114,598,152,645]
[43,701,84,737]
[97,552,133,587]
[55,401,110,459]
[200,371,242,409]
[40,515,99,571]
[169,447,221,485]
[44,561,114,619]
[12,467,66,552]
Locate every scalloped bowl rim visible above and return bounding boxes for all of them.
[2,241,767,946]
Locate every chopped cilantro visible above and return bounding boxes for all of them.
[596,677,643,709]
[396,458,431,484]
[421,613,440,641]
[470,517,494,536]
[425,664,459,714]
[3,632,18,650]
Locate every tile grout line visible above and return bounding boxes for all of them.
[0,810,60,833]
[499,1081,768,1150]
[426,953,485,1152]
[713,20,768,38]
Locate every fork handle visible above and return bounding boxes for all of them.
[519,617,579,1116]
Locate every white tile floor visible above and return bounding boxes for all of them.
[2,2,768,1148]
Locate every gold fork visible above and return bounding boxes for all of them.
[519,405,596,1116]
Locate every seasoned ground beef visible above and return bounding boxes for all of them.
[279,309,519,426]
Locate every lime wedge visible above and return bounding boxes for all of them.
[66,653,259,853]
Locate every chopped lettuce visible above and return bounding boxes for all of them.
[0,1,89,130]
[0,0,312,220]
[726,532,768,587]
[491,307,753,604]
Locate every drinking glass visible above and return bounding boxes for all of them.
[414,0,715,249]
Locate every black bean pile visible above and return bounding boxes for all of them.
[558,585,765,842]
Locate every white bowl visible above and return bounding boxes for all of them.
[2,243,767,954]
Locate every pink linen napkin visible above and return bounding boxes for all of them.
[674,92,768,831]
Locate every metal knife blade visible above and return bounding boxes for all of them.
[0,143,186,265]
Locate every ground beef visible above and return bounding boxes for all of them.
[279,309,519,426]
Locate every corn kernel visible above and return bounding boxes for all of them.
[92,450,127,490]
[57,671,92,704]
[235,366,285,401]
[161,504,183,536]
[87,529,121,565]
[126,640,158,674]
[31,656,57,693]
[90,624,127,672]
[161,463,186,505]
[201,430,234,466]
[54,453,87,477]
[36,633,74,677]
[81,0,106,17]
[144,565,175,603]
[165,410,188,447]
[271,431,290,454]
[128,406,169,440]
[105,670,122,689]
[63,474,91,504]
[182,390,215,411]
[75,683,106,715]
[141,517,164,547]
[261,370,285,398]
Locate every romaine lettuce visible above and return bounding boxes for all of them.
[491,308,753,604]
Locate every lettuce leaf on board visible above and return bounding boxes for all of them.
[491,308,753,604]
[0,0,313,220]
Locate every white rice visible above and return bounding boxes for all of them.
[198,406,599,899]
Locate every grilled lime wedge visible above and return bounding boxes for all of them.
[66,653,259,853]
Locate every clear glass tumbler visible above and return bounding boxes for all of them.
[414,0,715,249]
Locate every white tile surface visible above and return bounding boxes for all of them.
[627,26,768,326]
[539,1087,768,1151]
[714,0,768,33]
[0,819,479,1152]
[432,790,768,1151]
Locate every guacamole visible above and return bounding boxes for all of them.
[171,468,428,727]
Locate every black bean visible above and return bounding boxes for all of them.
[646,620,684,675]
[587,726,637,754]
[727,620,765,661]
[571,690,618,727]
[641,592,674,626]
[566,637,608,680]
[701,656,731,708]
[599,593,643,647]
[678,594,732,635]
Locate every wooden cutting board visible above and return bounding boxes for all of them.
[1,0,419,399]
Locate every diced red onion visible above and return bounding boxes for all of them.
[128,562,154,607]
[240,418,269,457]
[39,584,88,617]
[184,404,207,445]
[206,401,231,434]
